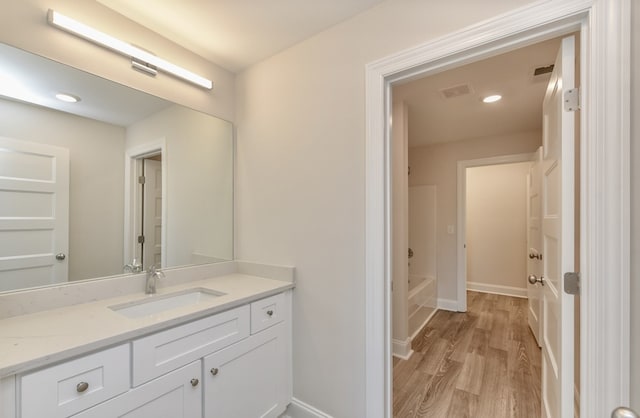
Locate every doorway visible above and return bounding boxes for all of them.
[124,139,167,272]
[366,3,630,418]
[390,34,560,415]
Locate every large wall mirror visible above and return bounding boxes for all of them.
[0,42,233,293]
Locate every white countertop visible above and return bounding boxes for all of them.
[0,273,293,378]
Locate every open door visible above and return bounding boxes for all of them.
[527,146,543,347]
[142,158,162,268]
[539,35,576,418]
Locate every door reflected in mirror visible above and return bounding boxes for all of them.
[0,42,233,293]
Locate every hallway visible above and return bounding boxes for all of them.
[393,291,541,417]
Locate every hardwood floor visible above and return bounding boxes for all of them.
[393,291,542,418]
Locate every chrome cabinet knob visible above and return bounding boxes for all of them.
[528,274,545,285]
[76,381,89,393]
[56,253,66,261]
[210,367,219,376]
[266,310,274,317]
[190,378,199,387]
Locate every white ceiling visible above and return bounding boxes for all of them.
[96,0,387,72]
[0,43,172,127]
[393,37,563,147]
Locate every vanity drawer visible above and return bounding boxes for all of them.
[20,344,130,418]
[250,293,285,334]
[132,305,250,386]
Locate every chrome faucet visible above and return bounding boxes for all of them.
[145,265,165,294]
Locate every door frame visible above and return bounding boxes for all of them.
[124,139,167,270]
[455,153,534,312]
[364,1,630,418]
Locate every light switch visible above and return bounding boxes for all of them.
[447,225,455,234]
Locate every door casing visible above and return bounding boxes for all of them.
[364,1,631,418]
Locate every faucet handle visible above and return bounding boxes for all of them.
[147,264,164,278]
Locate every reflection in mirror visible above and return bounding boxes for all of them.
[0,43,233,293]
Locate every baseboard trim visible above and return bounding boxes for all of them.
[281,398,334,418]
[410,308,439,341]
[467,282,527,298]
[392,338,413,360]
[437,298,458,311]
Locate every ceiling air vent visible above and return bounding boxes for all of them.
[534,64,554,76]
[439,83,473,99]
[532,64,554,82]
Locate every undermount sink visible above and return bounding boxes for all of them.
[109,288,225,318]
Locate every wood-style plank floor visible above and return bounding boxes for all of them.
[393,291,542,418]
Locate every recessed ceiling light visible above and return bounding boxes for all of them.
[482,94,502,103]
[55,93,80,103]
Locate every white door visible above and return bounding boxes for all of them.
[143,158,162,269]
[540,35,576,418]
[527,147,543,346]
[0,137,69,291]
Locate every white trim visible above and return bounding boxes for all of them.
[391,338,413,360]
[456,152,534,312]
[437,298,458,312]
[466,282,528,298]
[364,1,630,418]
[0,376,16,418]
[123,139,167,270]
[283,398,334,418]
[575,384,581,418]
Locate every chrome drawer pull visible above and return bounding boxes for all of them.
[210,367,219,376]
[76,382,89,393]
[190,378,199,387]
[267,310,274,317]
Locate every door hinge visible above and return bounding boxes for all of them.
[564,272,580,295]
[137,235,145,244]
[138,175,146,184]
[563,87,580,112]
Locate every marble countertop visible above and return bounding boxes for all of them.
[0,273,293,378]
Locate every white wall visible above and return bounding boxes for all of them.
[630,0,639,410]
[126,105,234,266]
[0,99,125,281]
[466,162,530,294]
[408,131,540,302]
[0,0,235,122]
[391,102,409,343]
[235,1,538,415]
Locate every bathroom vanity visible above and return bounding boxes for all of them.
[0,262,294,418]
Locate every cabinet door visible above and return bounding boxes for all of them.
[204,322,288,418]
[72,361,202,418]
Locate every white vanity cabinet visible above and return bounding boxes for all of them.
[9,290,292,418]
[72,361,202,418]
[19,344,130,418]
[204,293,290,418]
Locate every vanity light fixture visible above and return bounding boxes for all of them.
[55,93,80,103]
[482,94,502,103]
[47,9,213,90]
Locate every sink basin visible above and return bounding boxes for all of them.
[109,288,225,318]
